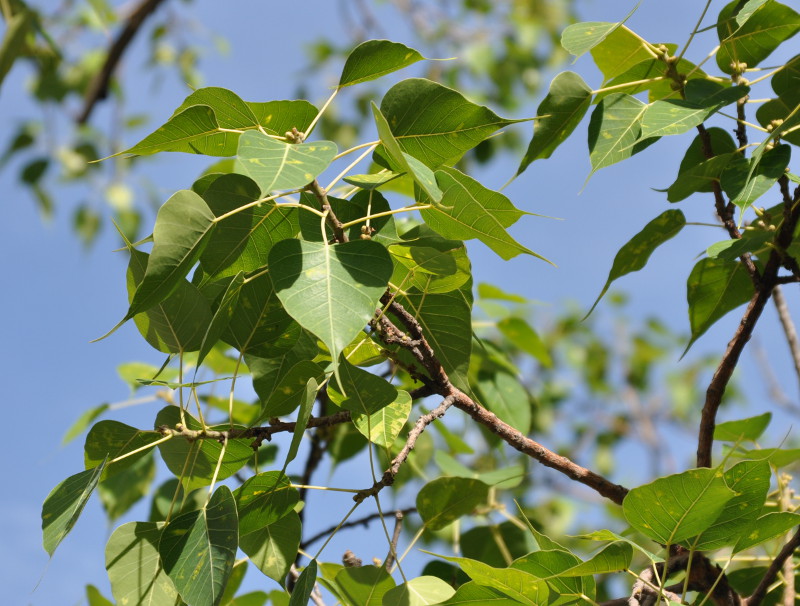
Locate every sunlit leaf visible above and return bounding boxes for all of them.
[715,412,772,442]
[289,560,317,606]
[734,511,800,553]
[382,576,456,606]
[352,390,412,446]
[417,477,489,530]
[476,370,532,434]
[335,565,396,606]
[339,39,425,88]
[588,93,656,176]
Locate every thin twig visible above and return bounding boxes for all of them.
[300,507,416,550]
[773,285,800,398]
[384,511,405,571]
[746,527,800,606]
[77,0,168,124]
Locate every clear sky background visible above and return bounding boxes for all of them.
[2,1,799,603]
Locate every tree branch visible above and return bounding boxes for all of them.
[354,395,455,503]
[77,0,168,124]
[697,181,800,467]
[745,526,800,606]
[300,507,416,550]
[773,285,800,397]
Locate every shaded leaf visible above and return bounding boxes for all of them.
[289,560,318,606]
[417,477,489,530]
[667,154,736,202]
[497,317,552,367]
[339,39,425,88]
[560,22,619,58]
[98,453,155,520]
[84,419,162,480]
[159,486,238,606]
[623,467,734,544]
[42,459,106,556]
[335,565,396,606]
[329,359,398,415]
[685,258,754,353]
[242,512,300,584]
[284,378,318,469]
[516,71,592,175]
[437,582,525,605]
[476,370,532,434]
[196,272,245,369]
[721,144,791,212]
[587,210,685,317]
[561,542,633,576]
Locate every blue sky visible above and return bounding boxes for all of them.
[2,1,798,603]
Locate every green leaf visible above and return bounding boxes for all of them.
[589,24,655,81]
[478,283,527,303]
[106,521,179,605]
[437,582,525,605]
[235,131,337,193]
[371,102,443,202]
[737,447,800,467]
[433,554,549,606]
[707,231,772,261]
[159,486,238,606]
[196,272,245,369]
[390,239,471,294]
[236,472,301,583]
[511,549,587,599]
[396,276,473,389]
[382,577,456,606]
[173,87,259,130]
[690,460,770,551]
[198,173,299,281]
[476,370,532,434]
[257,360,326,420]
[339,39,425,88]
[0,9,31,89]
[221,272,297,358]
[85,584,114,606]
[667,154,736,202]
[121,105,234,157]
[717,0,800,74]
[98,452,155,520]
[721,144,791,211]
[594,56,706,104]
[516,71,592,175]
[715,412,772,442]
[734,512,800,553]
[497,317,552,367]
[351,390,412,446]
[289,560,318,606]
[640,83,750,139]
[343,171,402,190]
[417,477,489,530]
[84,419,162,480]
[155,406,253,491]
[587,210,685,317]
[62,403,109,445]
[623,467,735,544]
[219,559,249,605]
[588,93,656,176]
[560,22,619,58]
[245,100,319,136]
[284,378,317,469]
[42,459,106,556]
[242,512,300,584]
[574,529,659,562]
[379,78,522,168]
[560,542,633,576]
[335,565,396,606]
[329,359,398,415]
[125,190,216,321]
[685,258,754,353]
[421,166,547,262]
[270,239,392,385]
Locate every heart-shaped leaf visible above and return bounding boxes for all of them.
[339,39,425,88]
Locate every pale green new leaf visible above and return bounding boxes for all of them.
[126,189,216,320]
[516,71,592,176]
[42,459,107,556]
[421,166,548,262]
[105,522,179,605]
[589,23,654,81]
[685,258,754,353]
[560,22,619,58]
[351,390,412,446]
[379,78,523,168]
[335,565,396,606]
[339,39,425,88]
[235,132,337,193]
[417,477,489,530]
[587,210,685,317]
[382,577,455,606]
[434,554,548,606]
[588,93,656,176]
[623,467,735,544]
[269,239,392,384]
[159,486,238,606]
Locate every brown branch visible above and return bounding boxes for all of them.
[156,410,352,448]
[773,285,800,396]
[384,510,405,571]
[77,0,168,124]
[300,507,416,550]
[745,527,800,606]
[697,182,800,467]
[354,396,455,503]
